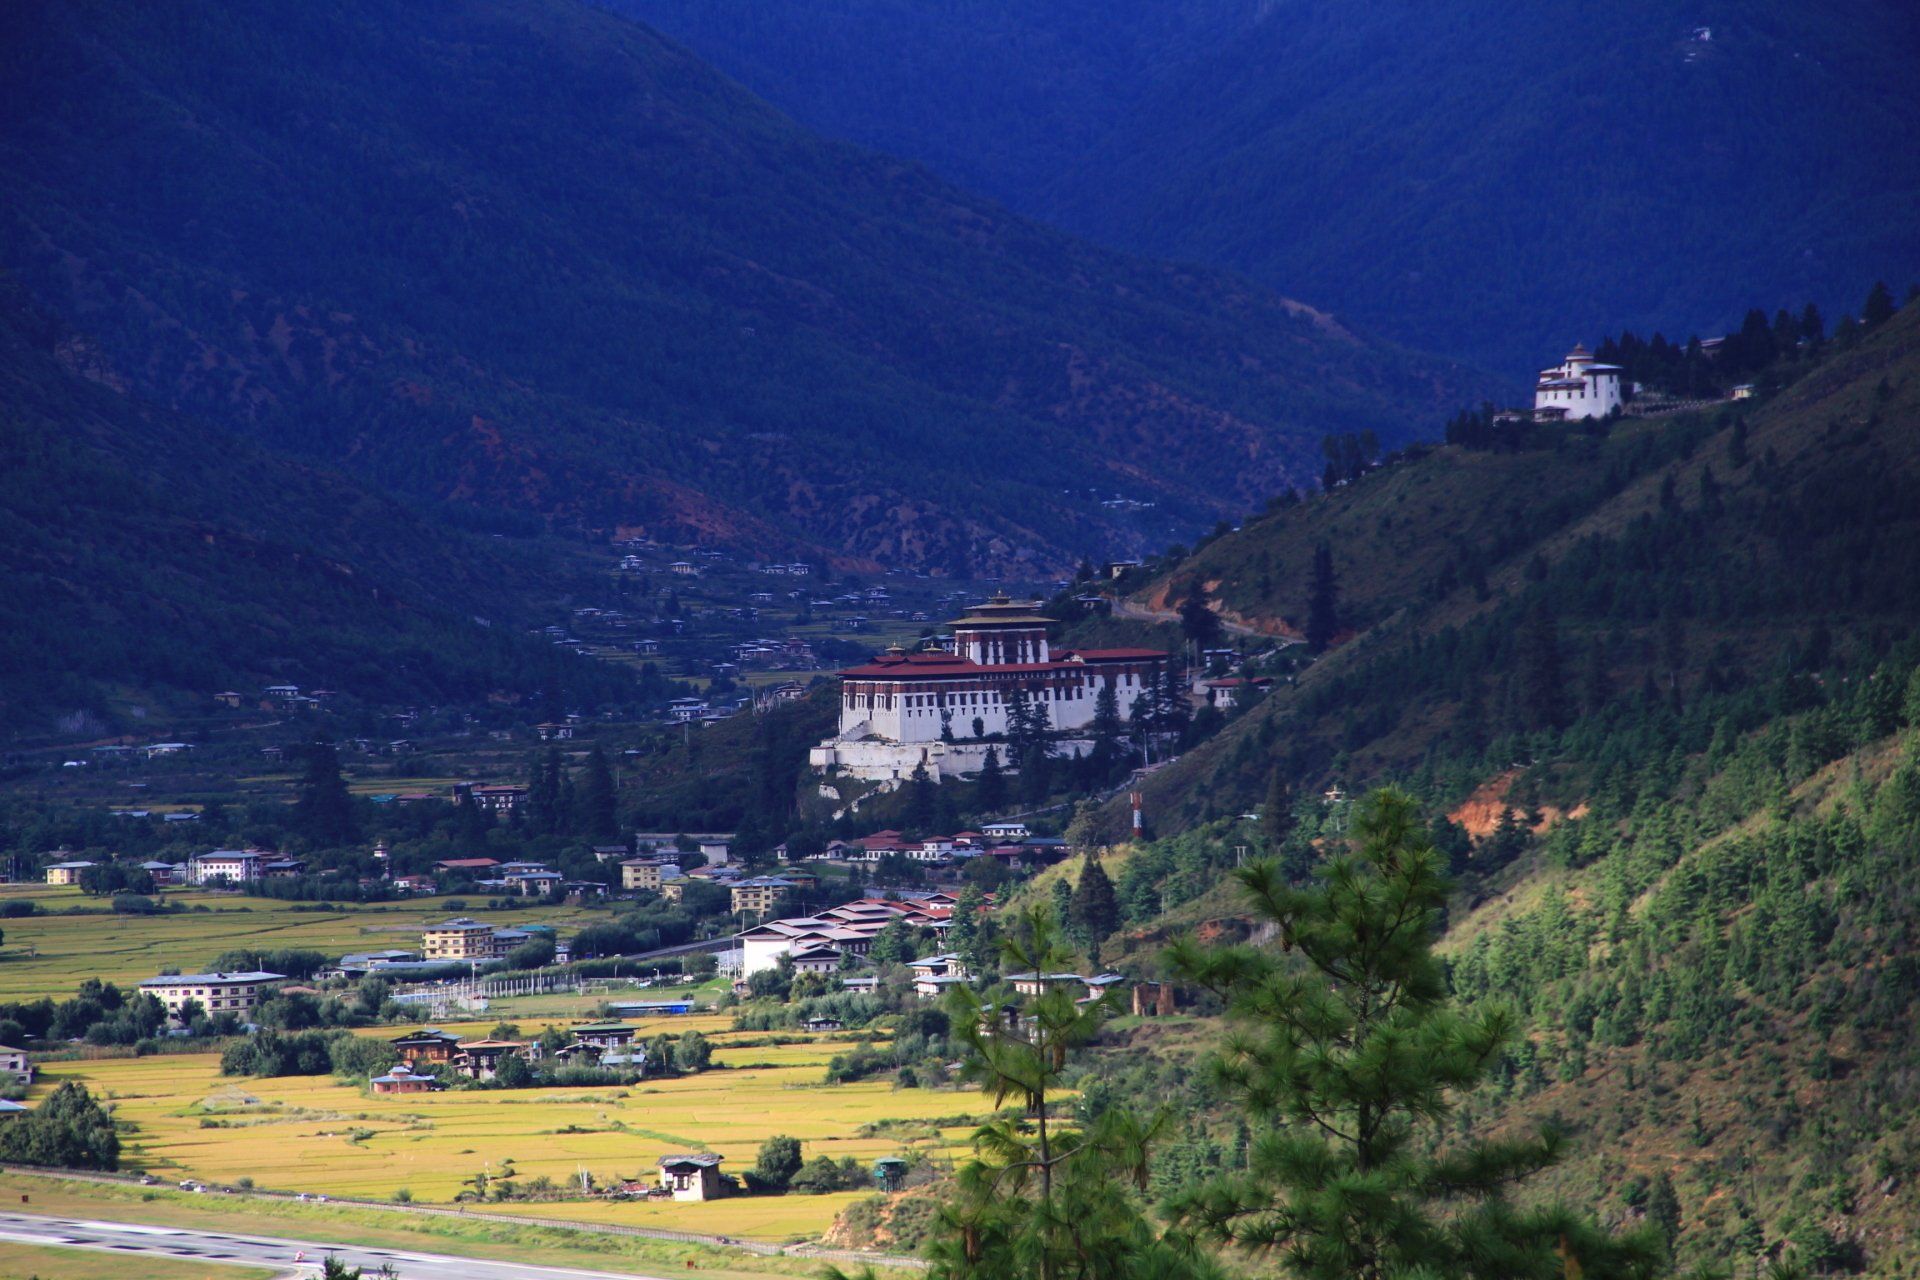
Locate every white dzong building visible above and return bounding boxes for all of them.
[1533,343,1623,421]
[810,595,1166,783]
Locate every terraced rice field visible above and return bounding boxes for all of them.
[0,887,613,1000]
[35,1034,977,1240]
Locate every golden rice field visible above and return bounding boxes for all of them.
[34,1033,977,1241]
[0,886,613,1000]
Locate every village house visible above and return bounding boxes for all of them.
[535,722,575,741]
[370,1061,441,1094]
[43,860,96,886]
[501,866,565,897]
[570,1022,638,1050]
[0,1044,32,1084]
[391,1029,464,1065]
[138,970,284,1020]
[433,857,500,877]
[452,782,529,815]
[787,944,844,976]
[658,1153,725,1200]
[452,1039,532,1081]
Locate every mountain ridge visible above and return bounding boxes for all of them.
[0,0,1490,575]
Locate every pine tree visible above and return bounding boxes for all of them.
[1305,542,1339,654]
[1166,790,1662,1280]
[1068,848,1121,952]
[574,746,619,842]
[854,910,1221,1280]
[907,761,937,832]
[1646,1171,1682,1256]
[1517,603,1568,730]
[1090,682,1124,781]
[292,739,357,846]
[1259,768,1290,844]
[1863,280,1897,327]
[527,748,561,835]
[1158,663,1191,743]
[1179,580,1225,649]
[977,746,1006,812]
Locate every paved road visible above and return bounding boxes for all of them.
[0,1210,671,1279]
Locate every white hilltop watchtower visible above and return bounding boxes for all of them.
[1533,343,1623,421]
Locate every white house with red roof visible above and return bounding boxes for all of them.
[810,595,1166,782]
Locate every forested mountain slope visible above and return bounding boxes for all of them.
[0,0,1484,575]
[620,0,1920,374]
[0,289,636,734]
[1057,303,1920,1270]
[1114,301,1920,829]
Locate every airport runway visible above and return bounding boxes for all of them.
[0,1209,674,1279]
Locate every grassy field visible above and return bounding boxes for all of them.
[0,1173,891,1280]
[33,1034,975,1241]
[0,888,615,1000]
[0,1242,274,1280]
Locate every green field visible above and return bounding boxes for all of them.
[34,1032,973,1241]
[0,887,613,1000]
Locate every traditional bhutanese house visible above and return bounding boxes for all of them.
[1007,972,1087,998]
[570,1022,637,1050]
[452,1039,531,1080]
[658,1153,725,1201]
[787,944,843,976]
[390,1029,463,1065]
[803,1016,845,1032]
[370,1062,440,1095]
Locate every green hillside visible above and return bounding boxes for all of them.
[0,0,1487,575]
[1118,302,1920,826]
[1049,300,1920,1269]
[618,0,1920,375]
[0,289,640,734]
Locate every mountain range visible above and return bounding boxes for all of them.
[0,0,1487,579]
[618,0,1920,375]
[0,285,641,733]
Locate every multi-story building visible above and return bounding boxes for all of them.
[730,876,797,916]
[621,858,678,892]
[187,849,270,885]
[43,860,96,886]
[811,595,1166,782]
[421,917,516,962]
[138,970,284,1019]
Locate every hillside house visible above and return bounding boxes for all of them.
[1533,343,1623,421]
